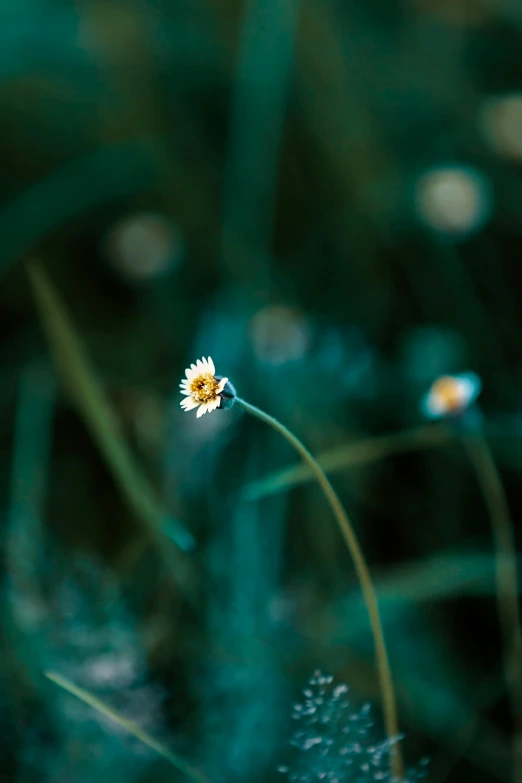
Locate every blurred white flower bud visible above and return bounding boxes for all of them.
[249,305,310,366]
[104,212,183,282]
[415,165,493,238]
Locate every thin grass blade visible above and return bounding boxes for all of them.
[244,424,452,500]
[45,671,212,783]
[27,261,193,552]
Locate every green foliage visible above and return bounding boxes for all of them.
[1,1,522,782]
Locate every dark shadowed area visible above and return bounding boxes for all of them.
[1,1,522,782]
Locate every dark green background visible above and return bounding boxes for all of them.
[1,1,522,781]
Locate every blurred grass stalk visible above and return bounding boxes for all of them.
[7,361,55,594]
[236,398,403,779]
[45,671,212,783]
[464,435,522,783]
[6,362,56,677]
[244,424,452,500]
[220,0,300,292]
[26,261,194,556]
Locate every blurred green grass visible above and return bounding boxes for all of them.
[2,1,522,782]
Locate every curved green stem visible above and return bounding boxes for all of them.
[463,435,522,783]
[237,398,402,778]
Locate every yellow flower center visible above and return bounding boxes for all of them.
[190,373,220,403]
[431,376,464,412]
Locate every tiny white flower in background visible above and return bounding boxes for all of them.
[180,356,229,418]
[422,372,481,419]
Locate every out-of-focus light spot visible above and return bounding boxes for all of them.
[480,93,522,161]
[415,165,493,237]
[104,212,183,282]
[84,652,138,688]
[250,305,310,365]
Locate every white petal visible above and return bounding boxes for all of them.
[208,398,220,413]
[196,402,209,418]
[207,356,215,374]
[455,372,481,406]
[455,380,470,406]
[181,397,200,411]
[421,392,443,419]
[185,366,196,381]
[180,397,199,411]
[196,359,205,371]
[180,388,191,396]
[216,377,228,393]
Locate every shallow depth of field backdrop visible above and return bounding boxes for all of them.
[2,0,522,782]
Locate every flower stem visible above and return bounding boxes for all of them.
[463,434,522,783]
[236,398,403,778]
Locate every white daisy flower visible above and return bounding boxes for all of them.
[422,372,481,419]
[179,356,229,418]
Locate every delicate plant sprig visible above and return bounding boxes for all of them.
[278,671,428,783]
[180,357,402,778]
